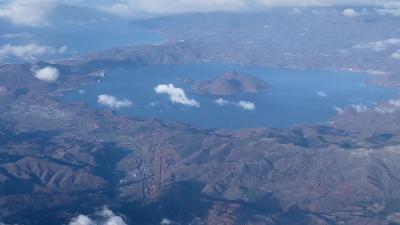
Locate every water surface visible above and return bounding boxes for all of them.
[65,64,396,129]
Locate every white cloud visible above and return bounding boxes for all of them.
[0,0,399,25]
[97,94,132,110]
[161,218,172,225]
[0,0,57,26]
[389,99,400,107]
[374,105,395,114]
[214,98,230,106]
[288,8,302,15]
[34,66,59,83]
[0,43,63,61]
[367,70,387,76]
[97,208,126,225]
[317,91,327,98]
[372,99,400,114]
[100,0,400,18]
[148,101,160,107]
[155,84,200,107]
[0,222,17,225]
[105,0,247,17]
[343,8,359,17]
[69,215,94,225]
[59,45,68,54]
[214,98,256,110]
[391,50,400,60]
[354,39,400,52]
[1,32,31,39]
[351,104,368,113]
[334,106,344,114]
[69,207,127,225]
[236,101,256,110]
[375,7,400,16]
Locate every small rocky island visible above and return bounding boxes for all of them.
[192,71,269,96]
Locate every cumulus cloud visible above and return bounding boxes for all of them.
[59,45,68,54]
[354,39,400,52]
[105,0,248,17]
[334,106,344,114]
[351,104,368,113]
[391,50,400,60]
[236,101,256,110]
[334,100,400,115]
[0,43,66,61]
[389,99,400,107]
[161,218,172,225]
[343,8,359,17]
[148,101,160,107]
[0,0,399,24]
[154,84,200,107]
[317,91,327,98]
[371,99,400,114]
[34,66,59,83]
[367,70,387,76]
[375,7,400,16]
[0,0,57,26]
[214,98,230,106]
[1,32,31,39]
[103,0,400,18]
[214,98,256,110]
[69,215,94,225]
[97,94,132,110]
[374,105,395,114]
[69,207,127,225]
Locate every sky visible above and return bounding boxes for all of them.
[0,0,400,26]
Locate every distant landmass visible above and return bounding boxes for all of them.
[192,71,269,96]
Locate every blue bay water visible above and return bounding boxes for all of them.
[64,64,397,129]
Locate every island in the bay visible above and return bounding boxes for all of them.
[192,71,269,96]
